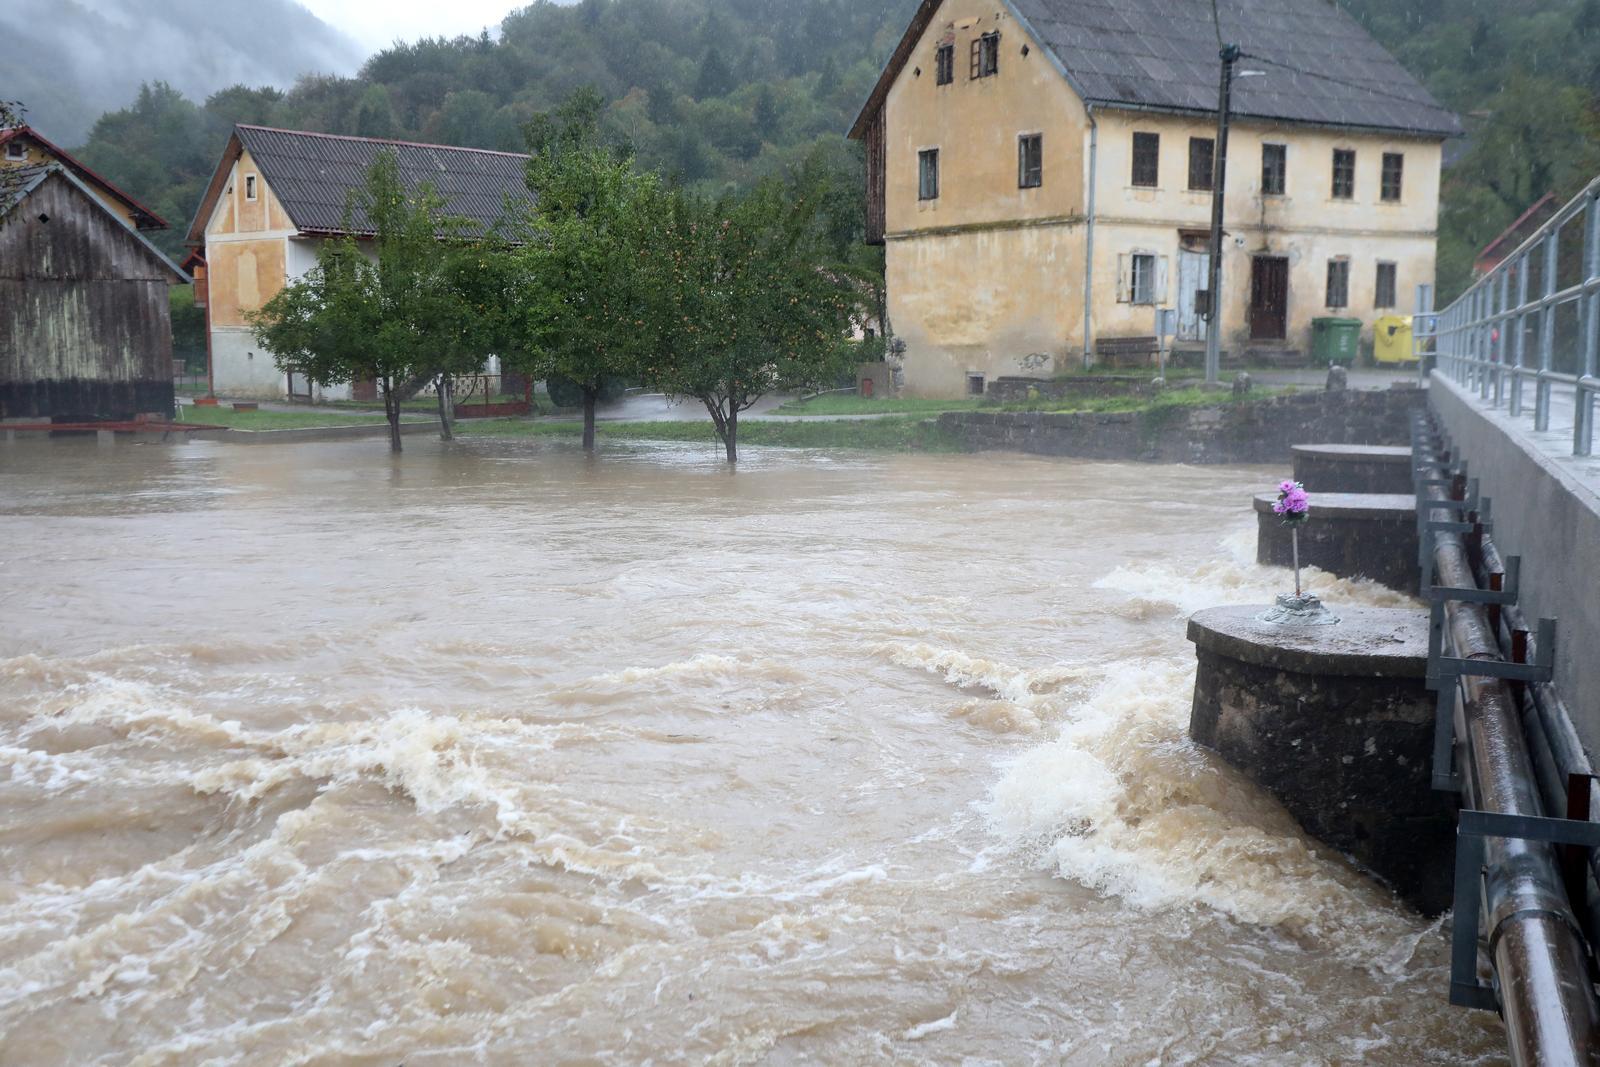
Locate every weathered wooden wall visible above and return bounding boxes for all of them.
[0,173,176,420]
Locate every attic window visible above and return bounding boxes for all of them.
[936,44,954,85]
[5,142,25,161]
[245,175,258,202]
[970,32,1000,79]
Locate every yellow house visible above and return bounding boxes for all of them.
[187,126,531,400]
[0,125,168,233]
[849,0,1461,397]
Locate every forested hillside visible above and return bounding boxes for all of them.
[23,0,1600,299]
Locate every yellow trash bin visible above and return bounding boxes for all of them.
[1374,314,1414,365]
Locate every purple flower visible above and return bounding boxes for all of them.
[1273,480,1310,522]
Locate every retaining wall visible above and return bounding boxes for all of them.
[939,386,1425,465]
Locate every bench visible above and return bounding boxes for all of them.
[1094,335,1160,368]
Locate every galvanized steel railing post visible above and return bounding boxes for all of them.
[1537,232,1560,432]
[1513,253,1531,417]
[1577,190,1600,455]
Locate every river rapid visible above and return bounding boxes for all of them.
[0,435,1506,1065]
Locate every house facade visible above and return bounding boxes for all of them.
[0,165,187,421]
[187,126,531,401]
[850,0,1460,397]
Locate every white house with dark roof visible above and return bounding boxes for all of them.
[849,0,1461,396]
[187,125,531,401]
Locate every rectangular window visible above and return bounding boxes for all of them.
[966,373,986,396]
[1018,133,1042,189]
[1381,152,1404,202]
[1131,132,1160,187]
[4,141,26,161]
[1131,253,1157,304]
[970,32,1000,79]
[1331,149,1355,199]
[245,174,258,201]
[1376,262,1397,308]
[918,148,939,201]
[936,44,954,86]
[1261,143,1286,196]
[1187,137,1215,191]
[1326,259,1350,308]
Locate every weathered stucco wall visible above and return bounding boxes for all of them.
[0,172,176,419]
[882,0,1090,396]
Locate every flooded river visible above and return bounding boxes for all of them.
[0,435,1506,1065]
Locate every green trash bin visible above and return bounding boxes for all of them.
[1311,317,1363,366]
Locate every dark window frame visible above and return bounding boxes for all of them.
[1376,261,1397,308]
[1188,136,1215,192]
[1131,132,1160,188]
[1381,152,1404,202]
[1326,258,1351,308]
[1261,143,1286,196]
[1332,148,1356,200]
[1018,133,1043,189]
[918,148,940,201]
[4,141,26,162]
[970,32,1000,79]
[935,44,954,86]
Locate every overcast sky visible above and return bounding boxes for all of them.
[298,0,539,53]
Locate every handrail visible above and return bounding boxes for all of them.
[1429,173,1600,454]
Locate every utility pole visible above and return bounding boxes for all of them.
[1203,43,1240,387]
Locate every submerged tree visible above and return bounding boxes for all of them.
[654,178,858,463]
[505,91,669,452]
[250,150,487,452]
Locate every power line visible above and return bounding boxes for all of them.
[1238,52,1442,109]
[1209,0,1224,51]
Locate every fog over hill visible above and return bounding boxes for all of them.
[0,0,363,145]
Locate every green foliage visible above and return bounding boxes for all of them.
[503,93,674,447]
[653,174,861,459]
[248,149,497,450]
[169,286,207,369]
[1337,0,1600,299]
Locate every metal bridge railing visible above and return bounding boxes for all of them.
[1431,174,1600,456]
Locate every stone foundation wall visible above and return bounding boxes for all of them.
[939,386,1425,464]
[985,375,1159,404]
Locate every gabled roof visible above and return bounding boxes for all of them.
[851,0,1461,139]
[0,126,170,229]
[187,125,533,245]
[1,164,189,283]
[1476,193,1559,271]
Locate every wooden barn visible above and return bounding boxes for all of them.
[0,164,188,422]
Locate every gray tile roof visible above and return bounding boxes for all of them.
[1009,0,1460,136]
[235,125,532,237]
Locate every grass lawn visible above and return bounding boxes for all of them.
[182,406,433,431]
[458,414,967,452]
[771,394,986,417]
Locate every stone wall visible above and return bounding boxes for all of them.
[985,375,1159,405]
[938,385,1425,464]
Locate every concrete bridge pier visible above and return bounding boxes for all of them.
[1292,443,1415,494]
[1254,492,1419,592]
[1187,605,1456,912]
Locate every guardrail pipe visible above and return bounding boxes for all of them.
[1422,469,1600,1064]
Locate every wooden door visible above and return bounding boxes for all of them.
[1249,256,1289,340]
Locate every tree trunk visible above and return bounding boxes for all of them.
[582,386,598,451]
[383,376,403,454]
[724,407,738,463]
[436,374,455,441]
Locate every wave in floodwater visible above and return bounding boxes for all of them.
[0,441,1504,1065]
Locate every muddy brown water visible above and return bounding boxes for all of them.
[0,435,1506,1065]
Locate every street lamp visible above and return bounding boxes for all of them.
[1202,46,1266,386]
